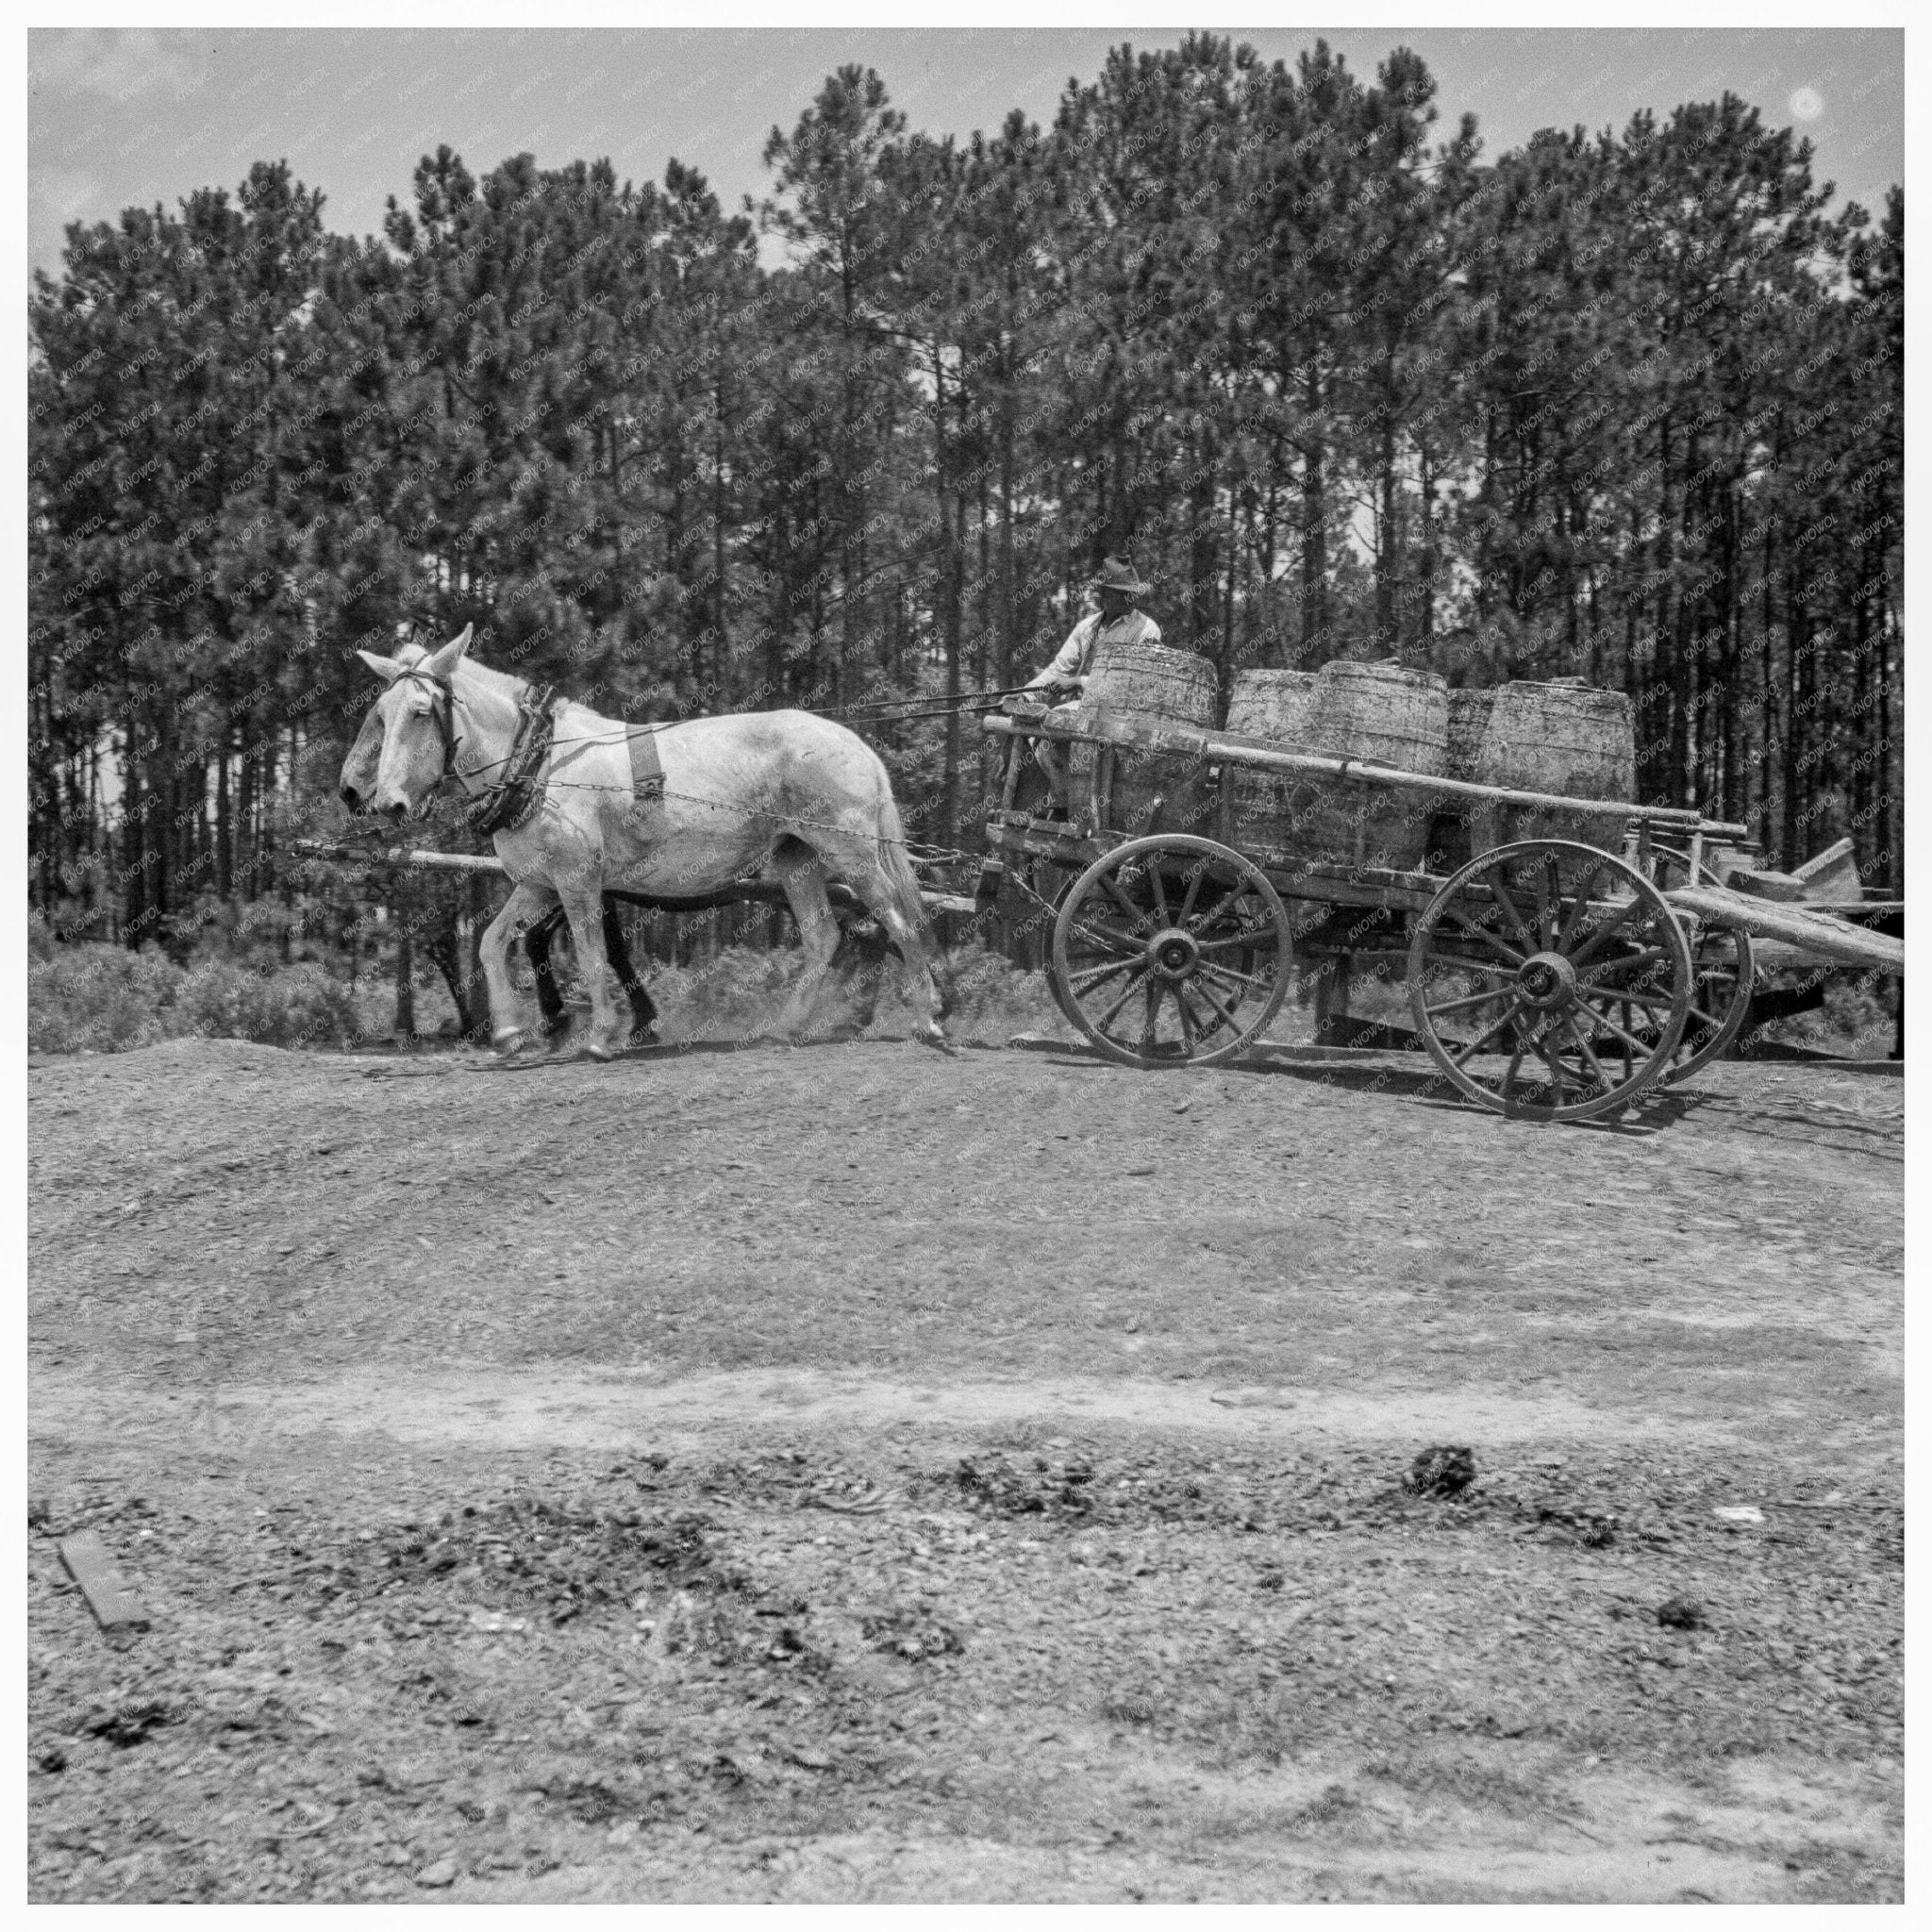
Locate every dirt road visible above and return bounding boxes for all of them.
[28,1035,1904,1902]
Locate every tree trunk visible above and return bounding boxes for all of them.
[1299,366,1324,661]
[394,902,415,1041]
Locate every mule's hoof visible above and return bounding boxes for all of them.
[585,1041,616,1062]
[492,1027,525,1058]
[917,1025,958,1058]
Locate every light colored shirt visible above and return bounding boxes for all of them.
[1027,608,1160,689]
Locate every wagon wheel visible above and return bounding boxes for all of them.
[1052,835,1292,1069]
[1407,839,1694,1123]
[1648,843,1756,1082]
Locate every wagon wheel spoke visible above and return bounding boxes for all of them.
[1174,988,1199,1052]
[1176,984,1229,1043]
[1102,873,1155,932]
[1187,974,1248,1039]
[1556,858,1611,950]
[1055,837,1293,1070]
[1684,994,1731,1035]
[1531,1024,1575,1098]
[1577,983,1678,1016]
[1195,928,1272,954]
[1176,861,1208,927]
[1184,878,1251,935]
[1481,859,1537,952]
[1539,849,1564,948]
[1138,979,1163,1056]
[1093,967,1153,1035]
[1068,958,1137,995]
[1450,1000,1522,1067]
[1577,945,1670,986]
[1573,1000,1654,1058]
[1065,920,1144,960]
[1443,905,1527,967]
[1559,1011,1616,1091]
[1195,960,1274,997]
[1411,839,1691,1123]
[1564,894,1644,973]
[1666,925,1755,1083]
[1424,984,1512,1021]
[1498,1036,1526,1095]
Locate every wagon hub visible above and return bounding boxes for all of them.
[1515,950,1577,1009]
[1148,928,1202,981]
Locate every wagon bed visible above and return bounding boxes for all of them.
[976,708,1901,1122]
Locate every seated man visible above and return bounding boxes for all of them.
[1015,557,1158,819]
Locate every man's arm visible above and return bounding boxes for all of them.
[1025,616,1096,691]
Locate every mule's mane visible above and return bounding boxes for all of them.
[451,655,528,702]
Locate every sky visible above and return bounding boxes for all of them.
[27,25,1903,277]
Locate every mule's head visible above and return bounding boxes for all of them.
[336,701,386,813]
[340,625,473,821]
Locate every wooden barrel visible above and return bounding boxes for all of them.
[1468,677,1637,853]
[1224,671,1320,863]
[1429,688,1499,873]
[1446,689,1495,778]
[1065,641,1218,836]
[1300,660,1448,871]
[1224,660,1446,873]
[1225,668,1320,741]
[1083,637,1218,724]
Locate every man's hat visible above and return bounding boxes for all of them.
[1089,557,1151,597]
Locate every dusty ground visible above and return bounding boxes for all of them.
[27,1030,1904,1903]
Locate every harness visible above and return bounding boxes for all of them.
[395,665,558,838]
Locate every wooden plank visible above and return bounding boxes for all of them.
[1791,835,1856,882]
[1727,867,1811,903]
[59,1531,149,1632]
[1796,848,1862,905]
[1668,885,1906,972]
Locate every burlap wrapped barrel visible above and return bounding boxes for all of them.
[1465,678,1637,854]
[1446,689,1496,779]
[1425,688,1499,872]
[1224,660,1446,871]
[1060,639,1219,835]
[1223,670,1318,862]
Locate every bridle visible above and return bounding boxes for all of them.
[392,664,464,776]
[386,660,558,836]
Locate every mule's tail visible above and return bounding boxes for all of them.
[875,789,930,941]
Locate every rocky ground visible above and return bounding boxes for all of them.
[28,1032,1904,1902]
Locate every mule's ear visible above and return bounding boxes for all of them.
[426,624,474,679]
[357,650,405,686]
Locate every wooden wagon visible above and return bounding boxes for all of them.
[974,706,1904,1124]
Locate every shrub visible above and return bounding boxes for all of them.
[175,958,361,1049]
[934,941,1063,1041]
[28,941,365,1055]
[27,943,185,1054]
[652,944,801,1042]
